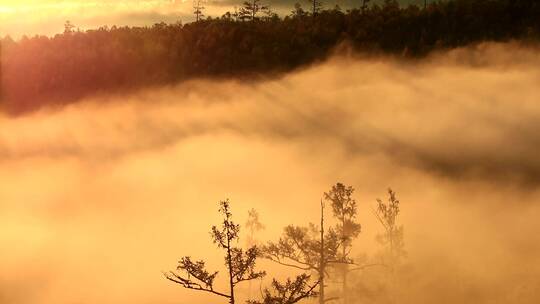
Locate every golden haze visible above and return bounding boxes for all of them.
[1,43,540,303]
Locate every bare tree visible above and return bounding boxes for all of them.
[324,183,361,304]
[193,0,206,22]
[248,274,319,304]
[374,188,405,271]
[264,200,346,304]
[246,208,265,247]
[165,200,266,304]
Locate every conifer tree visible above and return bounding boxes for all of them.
[165,200,266,304]
[374,188,405,271]
[324,183,361,304]
[307,0,323,15]
[239,0,269,21]
[248,274,319,304]
[193,0,206,22]
[264,200,347,304]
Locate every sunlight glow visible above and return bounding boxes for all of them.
[0,1,178,13]
[0,0,189,37]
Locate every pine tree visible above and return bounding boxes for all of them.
[165,200,266,304]
[238,0,269,21]
[324,183,361,304]
[245,208,265,299]
[193,0,206,22]
[264,200,347,304]
[374,188,405,271]
[307,0,323,16]
[248,274,319,304]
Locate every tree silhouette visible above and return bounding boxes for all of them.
[239,0,269,21]
[264,200,346,304]
[307,0,323,16]
[64,21,75,34]
[248,274,319,304]
[245,208,265,299]
[374,188,405,271]
[324,183,361,304]
[193,0,206,22]
[165,200,266,304]
[246,208,265,247]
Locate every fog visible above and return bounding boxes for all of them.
[1,42,540,304]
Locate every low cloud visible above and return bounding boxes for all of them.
[1,42,539,304]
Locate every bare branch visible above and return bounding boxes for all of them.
[349,263,389,272]
[265,255,313,271]
[163,271,230,299]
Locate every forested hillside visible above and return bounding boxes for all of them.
[1,0,539,113]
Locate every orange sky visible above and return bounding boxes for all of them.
[0,0,295,37]
[0,0,194,37]
[0,1,425,38]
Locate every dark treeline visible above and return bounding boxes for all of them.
[1,0,539,113]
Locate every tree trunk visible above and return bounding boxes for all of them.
[319,200,325,304]
[227,225,235,304]
[247,228,254,299]
[342,216,348,304]
[252,0,256,21]
[319,267,325,304]
[342,269,348,304]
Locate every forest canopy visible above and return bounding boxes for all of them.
[1,0,539,113]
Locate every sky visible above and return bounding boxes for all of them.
[0,0,426,38]
[1,42,540,304]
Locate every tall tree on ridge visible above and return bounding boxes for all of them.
[239,0,269,21]
[64,20,75,34]
[193,0,206,22]
[307,0,323,16]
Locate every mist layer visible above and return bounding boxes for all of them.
[1,42,539,304]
